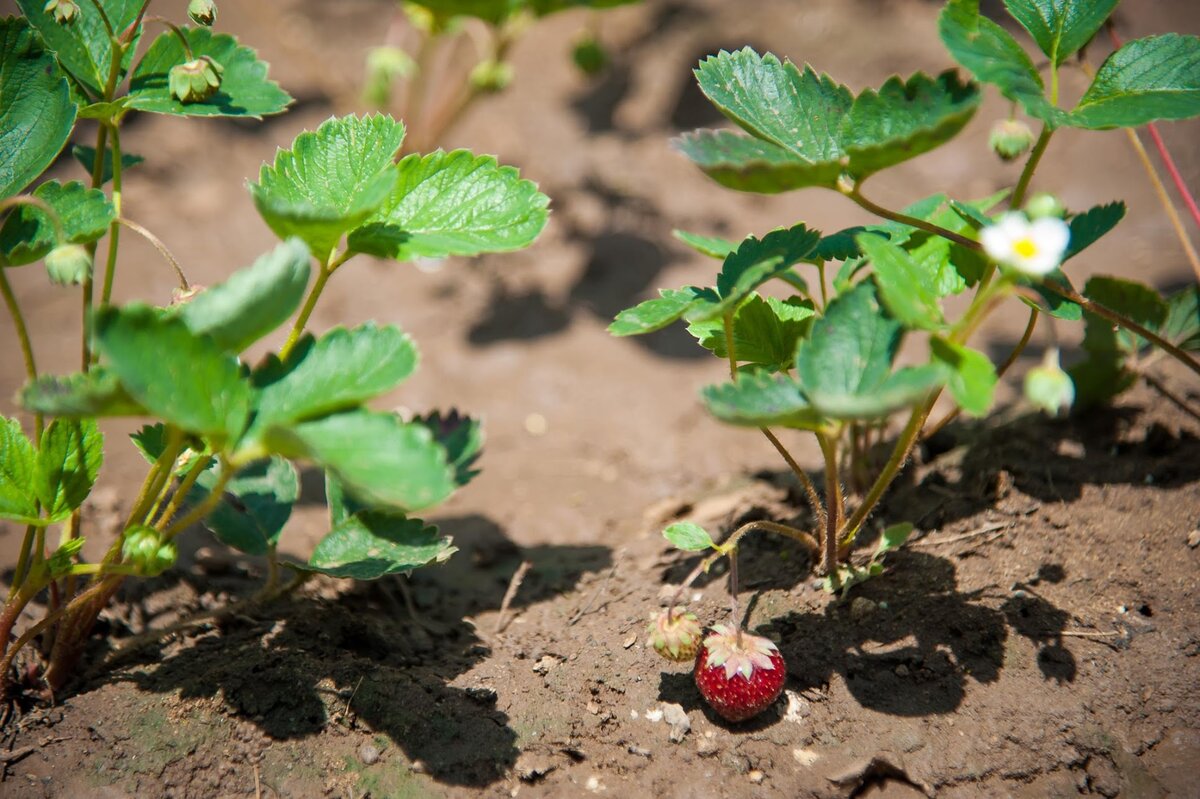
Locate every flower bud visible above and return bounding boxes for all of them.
[572,34,608,76]
[187,0,217,26]
[122,526,177,576]
[647,608,703,662]
[363,46,415,108]
[44,0,79,25]
[1024,348,1074,416]
[169,56,224,104]
[1024,192,1066,220]
[469,59,514,93]
[44,243,92,286]
[989,118,1035,162]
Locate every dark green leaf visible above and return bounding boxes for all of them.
[701,371,824,430]
[689,294,815,369]
[608,287,717,336]
[1065,202,1125,260]
[930,337,997,416]
[412,410,482,488]
[15,0,142,98]
[0,17,77,200]
[663,522,716,552]
[19,368,145,417]
[674,129,842,193]
[174,238,311,352]
[812,227,871,261]
[347,150,549,262]
[47,538,85,578]
[857,233,945,330]
[193,457,298,555]
[94,304,252,443]
[1159,285,1200,351]
[673,229,736,259]
[1069,34,1200,129]
[685,225,820,322]
[1021,269,1082,320]
[35,418,102,521]
[1068,354,1135,408]
[71,145,144,187]
[304,512,456,579]
[0,181,114,266]
[250,115,405,261]
[127,26,292,119]
[1003,0,1119,66]
[1080,276,1168,355]
[263,410,455,512]
[0,416,39,524]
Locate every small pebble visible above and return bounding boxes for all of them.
[895,664,911,677]
[1188,529,1200,548]
[628,745,652,758]
[623,633,637,649]
[749,770,765,784]
[849,596,878,622]
[358,743,380,765]
[524,413,548,436]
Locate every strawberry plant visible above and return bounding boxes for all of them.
[362,0,640,153]
[0,1,548,694]
[626,0,1200,721]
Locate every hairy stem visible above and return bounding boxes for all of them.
[163,466,232,539]
[1141,371,1200,425]
[115,217,188,290]
[816,433,842,576]
[155,454,215,534]
[98,124,124,308]
[843,186,976,249]
[1011,127,1053,209]
[281,251,346,360]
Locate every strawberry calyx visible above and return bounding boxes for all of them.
[647,607,703,662]
[699,623,779,681]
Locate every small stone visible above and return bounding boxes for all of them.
[358,743,381,765]
[586,701,600,715]
[524,413,548,436]
[748,770,765,784]
[644,708,663,723]
[514,753,554,782]
[585,775,605,792]
[532,655,558,675]
[696,738,719,757]
[409,760,430,774]
[662,703,690,743]
[895,664,911,677]
[628,745,651,758]
[623,633,637,649]
[849,597,878,622]
[1187,529,1200,548]
[784,690,812,722]
[793,748,820,767]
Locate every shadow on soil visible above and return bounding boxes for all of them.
[91,514,610,789]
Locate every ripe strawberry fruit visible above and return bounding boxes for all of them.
[694,624,786,722]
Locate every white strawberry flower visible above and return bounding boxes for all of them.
[980,212,1070,277]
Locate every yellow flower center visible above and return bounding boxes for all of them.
[1014,238,1038,259]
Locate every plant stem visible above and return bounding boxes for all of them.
[98,124,124,308]
[1120,125,1200,282]
[0,267,42,438]
[1140,371,1200,425]
[728,546,742,644]
[816,433,842,576]
[163,465,232,539]
[144,16,195,59]
[281,252,342,360]
[84,0,116,40]
[843,185,977,249]
[0,587,39,675]
[115,217,188,290]
[155,454,214,534]
[1011,126,1053,209]
[7,527,36,601]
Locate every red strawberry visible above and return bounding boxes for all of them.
[694,624,786,722]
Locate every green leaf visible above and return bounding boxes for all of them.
[1065,202,1125,259]
[812,227,870,261]
[939,0,1059,124]
[1080,276,1168,355]
[1159,285,1200,351]
[875,522,914,557]
[192,458,298,555]
[1021,269,1082,321]
[250,323,418,438]
[0,17,77,200]
[663,522,716,552]
[263,410,455,512]
[674,129,842,194]
[304,512,456,580]
[857,233,945,330]
[71,145,144,187]
[94,305,252,442]
[1003,0,1119,66]
[347,149,549,262]
[250,115,405,261]
[701,371,824,430]
[35,419,102,522]
[15,0,142,98]
[126,25,292,119]
[1068,35,1200,129]
[0,417,39,524]
[688,294,814,370]
[673,229,736,259]
[411,410,482,488]
[841,70,981,178]
[0,181,115,266]
[1068,354,1134,409]
[19,368,145,417]
[930,338,997,416]
[47,538,85,579]
[174,238,311,352]
[609,287,718,337]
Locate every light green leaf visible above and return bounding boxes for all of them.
[1069,35,1200,129]
[411,410,482,488]
[1020,269,1083,321]
[674,129,842,194]
[126,25,292,119]
[347,149,549,262]
[71,145,144,187]
[608,287,718,337]
[19,368,145,418]
[856,234,945,330]
[263,410,455,512]
[250,115,405,261]
[94,305,252,443]
[192,457,298,555]
[35,419,102,522]
[1159,285,1200,352]
[305,513,456,580]
[0,181,115,266]
[930,338,997,416]
[1065,202,1125,260]
[876,522,914,557]
[47,538,85,579]
[250,323,419,439]
[174,239,311,352]
[686,224,820,322]
[701,370,824,430]
[939,0,1060,124]
[663,522,716,552]
[688,294,814,369]
[673,229,737,259]
[1003,0,1119,66]
[0,17,77,200]
[15,0,142,98]
[841,70,981,178]
[0,417,39,524]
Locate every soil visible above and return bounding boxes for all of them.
[1,0,1199,796]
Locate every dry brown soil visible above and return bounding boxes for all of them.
[0,0,1198,797]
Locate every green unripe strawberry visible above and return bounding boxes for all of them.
[44,243,92,286]
[188,0,217,26]
[648,608,703,662]
[122,527,178,576]
[169,56,224,104]
[44,0,79,25]
[989,119,1035,162]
